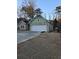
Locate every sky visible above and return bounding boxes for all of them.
[17,0,61,20]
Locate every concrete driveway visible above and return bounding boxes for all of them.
[17,32,61,59]
[17,31,40,44]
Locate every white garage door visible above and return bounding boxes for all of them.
[30,25,47,32]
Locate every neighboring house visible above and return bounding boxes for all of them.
[30,15,49,32]
[17,18,29,31]
[53,18,61,32]
[57,18,61,32]
[48,18,61,32]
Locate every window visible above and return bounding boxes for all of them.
[21,26,24,29]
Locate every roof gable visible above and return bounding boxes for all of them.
[18,21,26,25]
[17,18,29,24]
[31,15,48,25]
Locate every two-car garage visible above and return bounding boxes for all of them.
[30,25,47,32]
[30,15,48,32]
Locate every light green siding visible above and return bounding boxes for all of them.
[31,16,47,25]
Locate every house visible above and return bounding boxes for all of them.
[17,18,30,31]
[30,15,49,32]
[52,18,61,32]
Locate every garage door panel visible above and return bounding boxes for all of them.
[31,25,47,32]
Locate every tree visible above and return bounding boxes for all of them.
[35,8,42,16]
[21,0,35,19]
[52,6,61,32]
[17,7,25,18]
[55,6,61,13]
[55,6,61,21]
[55,6,61,32]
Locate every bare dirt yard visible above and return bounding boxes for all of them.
[17,32,61,59]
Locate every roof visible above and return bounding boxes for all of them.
[29,15,48,23]
[17,18,29,24]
